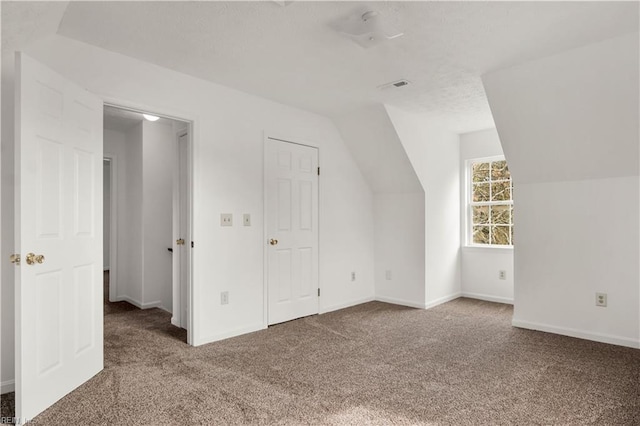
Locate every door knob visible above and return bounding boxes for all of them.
[176,239,185,246]
[25,253,45,265]
[269,239,278,246]
[9,254,20,265]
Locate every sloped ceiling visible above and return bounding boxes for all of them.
[53,1,639,133]
[3,1,638,193]
[333,104,422,194]
[483,33,639,185]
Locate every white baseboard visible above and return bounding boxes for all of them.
[461,292,513,305]
[512,319,640,349]
[375,295,426,309]
[141,300,163,310]
[320,296,375,314]
[115,295,143,308]
[424,292,462,309]
[194,323,265,347]
[115,296,163,310]
[1,380,15,394]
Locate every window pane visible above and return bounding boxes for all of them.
[473,183,490,202]
[510,206,514,226]
[510,225,514,245]
[491,160,510,181]
[491,205,510,225]
[492,226,511,245]
[473,226,490,244]
[472,206,489,224]
[472,162,490,182]
[491,181,511,201]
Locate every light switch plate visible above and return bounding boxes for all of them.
[221,213,233,226]
[243,214,251,226]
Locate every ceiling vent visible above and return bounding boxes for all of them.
[378,79,411,90]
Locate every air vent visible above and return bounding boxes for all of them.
[378,79,411,90]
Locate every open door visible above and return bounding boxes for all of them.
[13,53,103,422]
[172,130,190,330]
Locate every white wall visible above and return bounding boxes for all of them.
[105,121,175,311]
[483,33,640,348]
[385,105,461,308]
[514,177,639,347]
[103,160,111,269]
[141,120,174,312]
[332,105,425,309]
[6,34,374,354]
[374,193,425,308]
[460,129,514,304]
[104,126,143,305]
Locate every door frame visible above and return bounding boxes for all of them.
[103,100,195,345]
[103,153,118,302]
[262,133,320,328]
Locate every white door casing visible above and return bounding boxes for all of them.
[265,137,319,325]
[14,53,103,422]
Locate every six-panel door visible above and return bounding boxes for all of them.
[15,53,103,422]
[266,138,319,325]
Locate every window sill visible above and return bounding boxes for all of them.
[463,245,514,252]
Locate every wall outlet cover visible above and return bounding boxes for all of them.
[221,213,233,226]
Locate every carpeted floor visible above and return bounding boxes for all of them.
[2,274,639,425]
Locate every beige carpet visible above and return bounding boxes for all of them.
[4,281,640,425]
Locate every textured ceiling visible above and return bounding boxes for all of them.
[4,2,638,134]
[1,1,68,55]
[55,1,638,133]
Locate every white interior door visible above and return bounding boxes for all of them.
[172,131,189,329]
[266,137,319,325]
[14,52,103,422]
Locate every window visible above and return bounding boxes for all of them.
[468,157,513,246]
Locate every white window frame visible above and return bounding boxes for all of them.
[465,155,514,248]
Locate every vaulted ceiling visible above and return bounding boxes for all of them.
[3,1,638,134]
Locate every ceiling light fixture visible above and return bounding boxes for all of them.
[143,114,160,122]
[333,10,404,49]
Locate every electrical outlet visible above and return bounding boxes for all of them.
[385,270,392,280]
[499,270,506,280]
[220,213,232,226]
[595,292,607,307]
[221,291,229,305]
[351,271,356,281]
[243,213,251,226]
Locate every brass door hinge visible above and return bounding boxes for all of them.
[9,254,20,266]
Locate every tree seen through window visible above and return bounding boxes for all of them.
[470,159,513,246]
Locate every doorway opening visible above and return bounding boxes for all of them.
[103,105,192,342]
